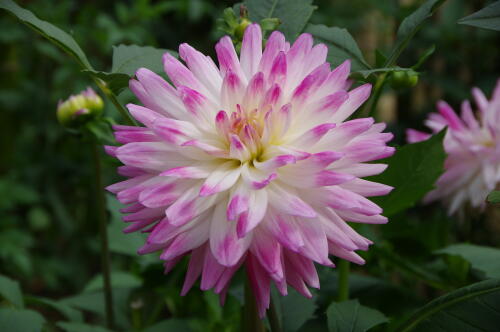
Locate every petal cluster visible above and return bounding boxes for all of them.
[106,24,394,315]
[408,80,500,214]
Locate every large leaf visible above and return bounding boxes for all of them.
[0,0,92,69]
[458,1,500,32]
[368,130,446,217]
[305,24,370,71]
[245,0,316,40]
[0,308,46,332]
[385,0,446,66]
[437,244,500,278]
[273,288,317,332]
[88,45,176,95]
[326,299,387,332]
[83,271,142,293]
[398,278,500,332]
[305,24,371,71]
[0,274,23,308]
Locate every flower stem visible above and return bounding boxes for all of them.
[366,73,388,118]
[337,259,350,302]
[243,277,265,332]
[91,140,115,329]
[92,77,136,126]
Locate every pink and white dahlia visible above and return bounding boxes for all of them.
[408,79,500,214]
[106,24,394,315]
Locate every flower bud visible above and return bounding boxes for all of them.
[390,70,419,90]
[57,87,103,128]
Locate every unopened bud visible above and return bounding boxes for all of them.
[390,70,419,90]
[57,87,103,128]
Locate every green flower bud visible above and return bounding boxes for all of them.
[390,70,419,90]
[57,87,103,128]
[235,18,251,40]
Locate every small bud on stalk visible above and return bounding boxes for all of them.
[57,87,103,128]
[390,70,419,90]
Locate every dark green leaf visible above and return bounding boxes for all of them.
[436,244,500,278]
[111,44,175,76]
[276,288,317,332]
[244,0,316,40]
[0,0,92,69]
[368,130,446,217]
[398,279,500,332]
[143,319,194,332]
[0,274,23,308]
[83,271,142,293]
[57,322,112,332]
[61,288,132,330]
[0,308,45,332]
[385,0,446,66]
[305,24,370,71]
[107,195,148,257]
[28,297,83,322]
[487,190,500,203]
[458,1,500,31]
[86,120,115,145]
[87,45,177,95]
[326,299,387,332]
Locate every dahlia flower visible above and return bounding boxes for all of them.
[106,24,394,316]
[407,80,500,214]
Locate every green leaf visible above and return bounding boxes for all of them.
[368,130,446,217]
[107,195,147,256]
[0,308,45,332]
[143,319,194,332]
[436,244,500,278]
[458,1,500,31]
[276,288,317,332]
[398,279,500,332]
[0,0,92,69]
[83,271,142,293]
[412,44,435,70]
[57,322,112,332]
[326,299,387,332]
[244,0,316,40]
[28,297,83,322]
[487,190,500,203]
[61,288,132,330]
[305,24,370,71]
[0,274,23,308]
[86,120,115,145]
[385,0,446,66]
[87,45,177,95]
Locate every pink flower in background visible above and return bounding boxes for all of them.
[408,80,500,214]
[106,24,394,316]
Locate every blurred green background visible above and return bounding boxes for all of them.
[1,0,500,331]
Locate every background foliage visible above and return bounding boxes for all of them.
[1,0,500,331]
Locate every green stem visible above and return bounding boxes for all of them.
[337,259,350,302]
[92,77,136,126]
[365,73,388,119]
[268,297,282,332]
[243,276,266,332]
[91,140,115,329]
